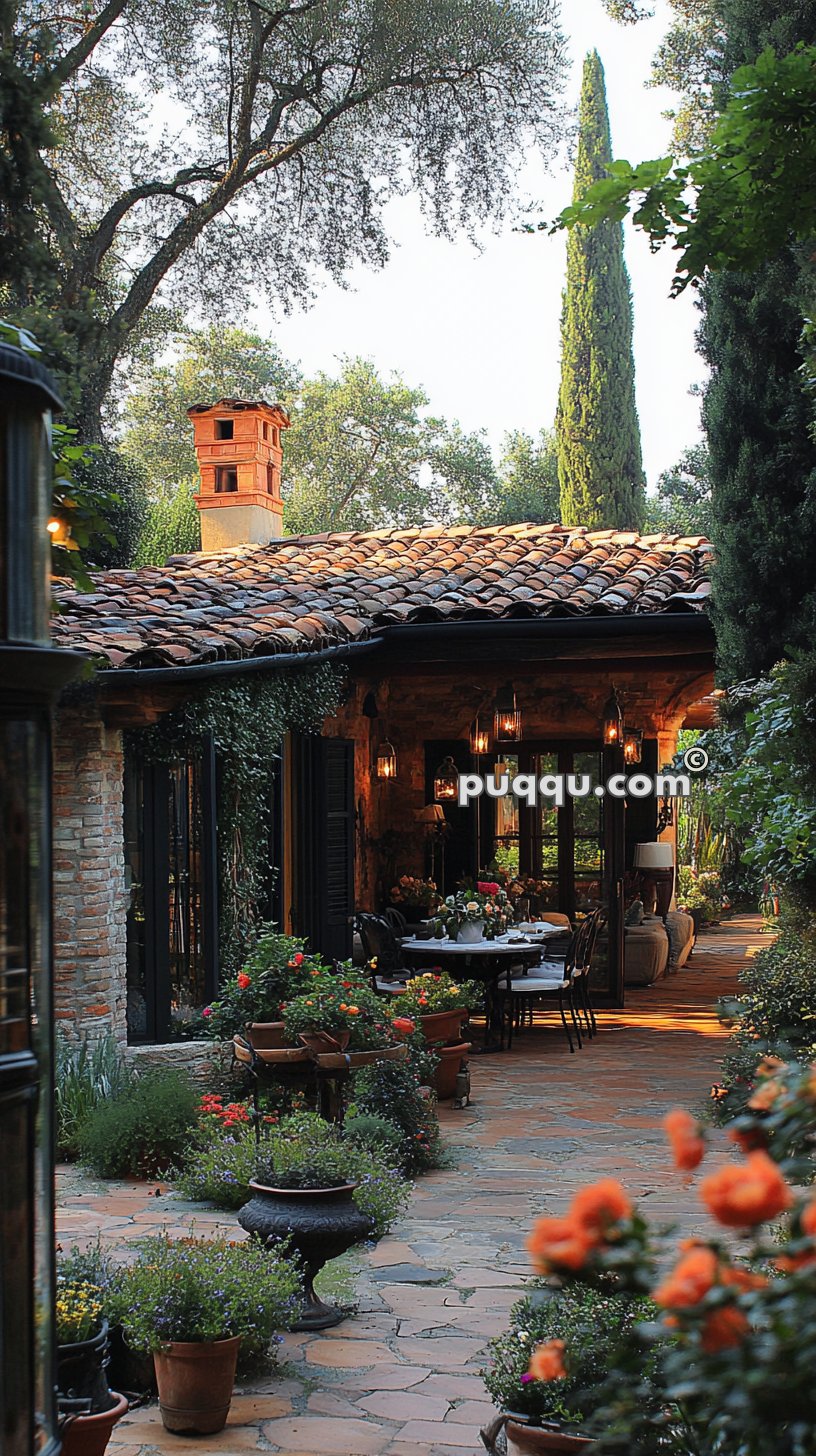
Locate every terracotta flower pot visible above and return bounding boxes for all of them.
[433,1041,472,1099]
[153,1336,241,1435]
[298,1029,351,1055]
[505,1418,592,1455]
[247,1020,286,1049]
[418,1007,467,1045]
[59,1390,128,1456]
[239,1182,372,1330]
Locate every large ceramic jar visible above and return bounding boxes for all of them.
[239,1182,373,1330]
[505,1418,592,1454]
[457,919,484,944]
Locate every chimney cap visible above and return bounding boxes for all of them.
[187,397,290,426]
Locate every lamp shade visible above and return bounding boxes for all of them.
[415,803,446,826]
[633,841,674,868]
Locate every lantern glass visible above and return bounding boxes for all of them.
[602,689,623,747]
[434,756,459,801]
[376,740,398,780]
[493,685,522,743]
[469,715,490,756]
[623,727,643,765]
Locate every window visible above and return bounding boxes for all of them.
[123,740,218,1043]
[262,421,270,441]
[215,418,234,440]
[215,465,238,493]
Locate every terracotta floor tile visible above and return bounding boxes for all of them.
[357,1390,451,1421]
[395,1418,483,1447]
[262,1415,389,1453]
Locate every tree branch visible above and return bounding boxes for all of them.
[42,0,128,93]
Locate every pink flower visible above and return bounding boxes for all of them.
[202,1006,213,1018]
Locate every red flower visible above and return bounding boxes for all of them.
[293,952,305,965]
[236,972,251,990]
[393,1017,416,1036]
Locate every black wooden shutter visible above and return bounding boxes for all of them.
[291,735,355,961]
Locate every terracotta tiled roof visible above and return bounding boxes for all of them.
[51,524,713,671]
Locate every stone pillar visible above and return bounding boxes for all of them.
[52,704,128,1045]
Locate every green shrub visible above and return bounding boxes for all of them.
[55,1031,129,1160]
[343,1113,404,1166]
[483,1282,659,1429]
[117,1234,301,1364]
[349,1058,445,1174]
[175,1125,259,1210]
[79,1068,199,1178]
[714,928,816,1118]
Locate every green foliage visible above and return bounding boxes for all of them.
[676,865,723,922]
[556,53,645,531]
[349,1058,445,1173]
[132,665,345,972]
[75,445,150,569]
[117,1234,301,1357]
[175,1125,261,1210]
[3,0,568,434]
[134,478,200,566]
[201,930,324,1040]
[553,46,816,295]
[282,974,397,1052]
[78,1068,199,1178]
[493,430,560,524]
[643,444,712,535]
[395,971,481,1015]
[717,661,816,897]
[716,927,816,1114]
[483,1282,659,1428]
[343,1113,405,1166]
[55,1031,129,1161]
[254,1112,410,1238]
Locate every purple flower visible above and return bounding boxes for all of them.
[520,1373,534,1385]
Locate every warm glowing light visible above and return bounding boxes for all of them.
[434,755,459,801]
[623,727,643,765]
[469,715,490,756]
[493,684,522,743]
[376,741,398,780]
[602,689,623,747]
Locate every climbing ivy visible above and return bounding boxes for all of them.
[129,663,346,973]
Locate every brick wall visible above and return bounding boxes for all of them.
[52,703,128,1046]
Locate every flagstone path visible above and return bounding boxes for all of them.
[56,914,765,1456]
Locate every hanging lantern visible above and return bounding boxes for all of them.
[622,727,643,765]
[376,740,398,780]
[469,714,490,756]
[493,683,522,743]
[434,755,460,801]
[602,688,623,748]
[656,794,675,834]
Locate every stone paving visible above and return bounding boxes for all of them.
[56,914,764,1456]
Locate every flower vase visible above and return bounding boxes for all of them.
[457,919,484,944]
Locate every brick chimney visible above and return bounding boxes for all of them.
[188,398,290,550]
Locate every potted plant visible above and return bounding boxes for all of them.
[118,1234,301,1434]
[56,1280,128,1456]
[482,1281,656,1454]
[394,971,480,1043]
[389,874,440,924]
[200,927,328,1047]
[282,972,408,1067]
[239,1112,409,1329]
[434,886,511,942]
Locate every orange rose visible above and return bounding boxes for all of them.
[700,1306,749,1353]
[747,1080,784,1112]
[527,1216,595,1273]
[654,1246,718,1309]
[727,1126,769,1153]
[236,972,251,990]
[664,1108,706,1172]
[700,1150,793,1228]
[756,1056,786,1078]
[570,1179,633,1237]
[528,1339,567,1382]
[777,1197,816,1271]
[347,1005,360,1016]
[801,1199,816,1238]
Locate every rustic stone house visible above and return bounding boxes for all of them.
[51,399,715,1052]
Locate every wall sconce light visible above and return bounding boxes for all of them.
[623,727,643,765]
[494,683,522,743]
[434,755,460,801]
[376,740,398,780]
[602,688,623,748]
[469,714,490,756]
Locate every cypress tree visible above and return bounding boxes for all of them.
[556,51,645,530]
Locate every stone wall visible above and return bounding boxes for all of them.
[52,702,128,1046]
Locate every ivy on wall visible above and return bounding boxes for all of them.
[128,662,346,973]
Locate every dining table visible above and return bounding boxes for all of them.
[400,925,567,1051]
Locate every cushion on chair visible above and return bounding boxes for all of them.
[511,974,567,992]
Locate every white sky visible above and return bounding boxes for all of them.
[254,0,703,491]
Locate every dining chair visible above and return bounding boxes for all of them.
[354,913,410,993]
[505,925,585,1053]
[575,908,605,1038]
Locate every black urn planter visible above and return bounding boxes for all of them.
[57,1319,113,1413]
[238,1181,373,1330]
